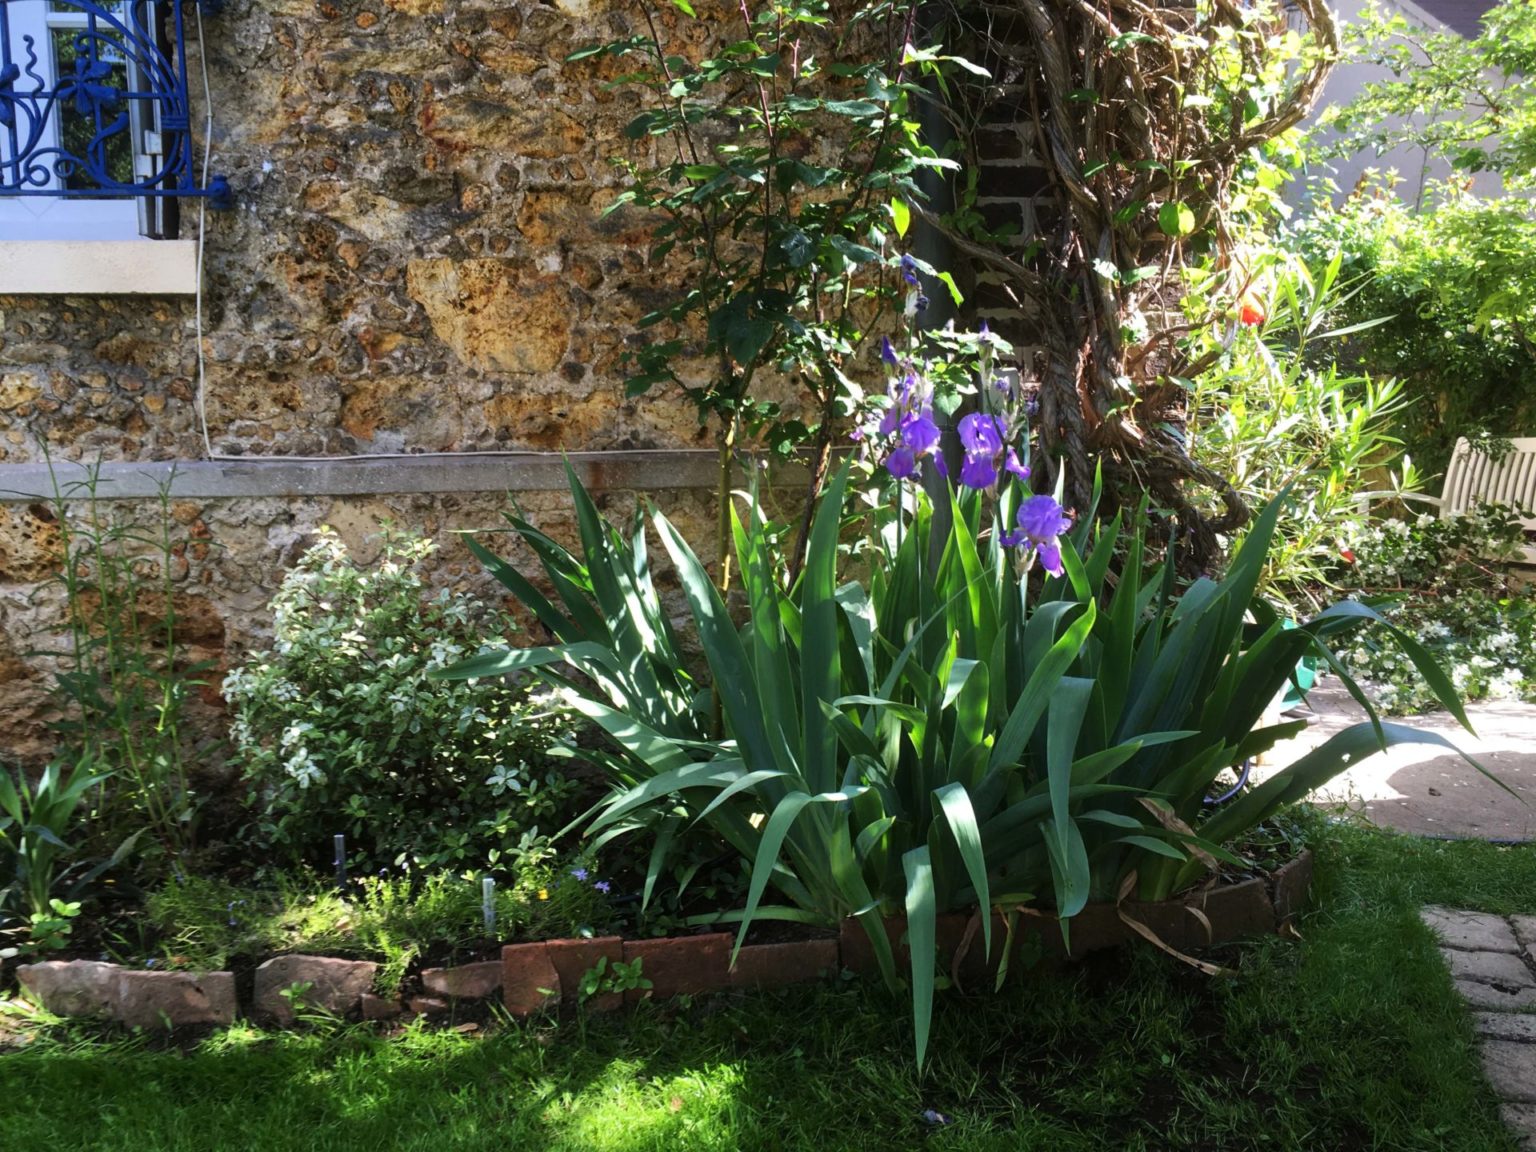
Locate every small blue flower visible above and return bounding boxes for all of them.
[899,253,920,287]
[594,880,612,895]
[570,867,589,882]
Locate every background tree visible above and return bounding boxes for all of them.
[1322,0,1536,190]
[1296,0,1536,477]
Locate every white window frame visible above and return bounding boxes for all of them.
[0,0,196,292]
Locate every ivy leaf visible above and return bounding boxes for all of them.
[828,236,881,264]
[709,295,775,368]
[624,372,673,399]
[1158,202,1196,237]
[824,99,883,118]
[936,270,964,306]
[779,230,814,269]
[624,112,663,140]
[891,197,911,239]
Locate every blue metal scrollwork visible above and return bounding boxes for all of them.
[0,0,227,202]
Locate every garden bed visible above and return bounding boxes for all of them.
[11,852,1312,1030]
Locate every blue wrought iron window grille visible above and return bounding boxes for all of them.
[0,0,227,241]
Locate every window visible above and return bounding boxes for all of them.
[0,0,223,291]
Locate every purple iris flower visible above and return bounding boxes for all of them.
[956,413,1008,489]
[880,336,899,367]
[870,369,941,480]
[1001,494,1072,575]
[898,254,928,316]
[886,444,918,479]
[1017,494,1072,540]
[901,409,940,458]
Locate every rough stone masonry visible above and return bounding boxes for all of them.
[2,1,746,465]
[0,0,842,762]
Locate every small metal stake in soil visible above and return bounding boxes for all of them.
[334,834,347,890]
[482,877,496,936]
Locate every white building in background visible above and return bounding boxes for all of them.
[1295,0,1504,208]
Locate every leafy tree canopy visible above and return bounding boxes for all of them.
[1321,0,1536,189]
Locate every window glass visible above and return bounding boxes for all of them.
[51,26,137,192]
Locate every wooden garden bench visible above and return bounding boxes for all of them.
[1362,437,1536,565]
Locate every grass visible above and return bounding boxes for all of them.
[1,814,1531,1151]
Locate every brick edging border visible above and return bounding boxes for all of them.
[12,852,1311,1028]
[502,851,1314,1016]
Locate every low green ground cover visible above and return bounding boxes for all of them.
[0,816,1524,1152]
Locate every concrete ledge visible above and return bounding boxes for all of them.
[0,239,198,295]
[0,451,813,502]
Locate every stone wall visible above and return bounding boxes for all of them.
[2,0,743,465]
[0,474,726,764]
[0,0,832,762]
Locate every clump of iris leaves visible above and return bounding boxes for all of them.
[439,453,1485,1069]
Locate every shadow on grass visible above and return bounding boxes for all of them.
[1,817,1529,1152]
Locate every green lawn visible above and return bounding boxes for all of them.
[1,817,1530,1151]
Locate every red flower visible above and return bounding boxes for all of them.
[1238,297,1266,327]
[1339,548,1356,564]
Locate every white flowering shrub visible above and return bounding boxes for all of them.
[224,527,580,873]
[1334,504,1535,713]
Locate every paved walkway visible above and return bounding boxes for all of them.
[1421,907,1536,1148]
[1261,680,1536,841]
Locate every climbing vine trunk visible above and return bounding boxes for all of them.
[935,0,1337,565]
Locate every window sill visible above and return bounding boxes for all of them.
[0,240,199,295]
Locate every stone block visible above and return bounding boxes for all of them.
[1125,879,1277,953]
[944,912,1013,989]
[421,960,502,1001]
[1484,1041,1536,1104]
[16,960,122,1018]
[404,260,571,374]
[1421,906,1520,953]
[1056,903,1132,957]
[728,940,839,989]
[1511,916,1536,951]
[545,937,623,1012]
[116,970,236,1030]
[838,911,1009,978]
[252,955,378,1025]
[623,934,731,1001]
[1501,1103,1536,1150]
[406,996,449,1017]
[360,993,402,1021]
[1476,1013,1536,1042]
[838,915,905,976]
[1455,979,1536,1012]
[1445,948,1536,990]
[500,943,561,1018]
